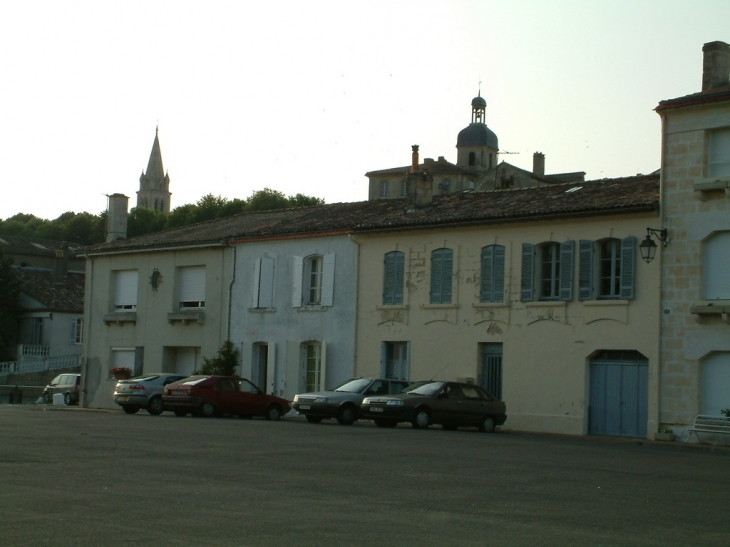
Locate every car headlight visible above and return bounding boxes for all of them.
[362,398,371,405]
[386,400,404,406]
[293,395,299,402]
[315,397,327,404]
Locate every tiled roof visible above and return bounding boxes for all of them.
[366,160,476,177]
[0,235,83,258]
[12,268,85,313]
[81,173,659,255]
[656,86,730,111]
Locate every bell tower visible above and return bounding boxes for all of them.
[137,127,172,213]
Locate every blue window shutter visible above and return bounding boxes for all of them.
[394,252,405,305]
[620,237,636,300]
[493,246,505,303]
[521,243,535,302]
[559,240,575,301]
[578,240,594,301]
[68,319,76,344]
[383,253,395,304]
[430,250,443,303]
[442,249,453,303]
[481,246,494,302]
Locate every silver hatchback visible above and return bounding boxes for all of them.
[114,373,188,415]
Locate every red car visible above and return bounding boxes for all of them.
[162,375,290,420]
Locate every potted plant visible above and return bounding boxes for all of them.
[110,367,132,380]
[655,428,676,442]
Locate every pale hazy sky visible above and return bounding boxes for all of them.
[1,0,728,221]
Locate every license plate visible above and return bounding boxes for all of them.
[370,407,384,413]
[299,404,311,410]
[174,390,185,395]
[117,396,128,402]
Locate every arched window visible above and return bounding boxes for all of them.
[480,245,505,303]
[703,231,730,299]
[468,152,476,166]
[430,248,453,304]
[540,242,562,300]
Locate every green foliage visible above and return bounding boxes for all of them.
[0,249,23,361]
[195,341,240,377]
[722,409,730,418]
[0,188,324,244]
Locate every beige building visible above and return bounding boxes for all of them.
[354,174,663,438]
[656,41,730,433]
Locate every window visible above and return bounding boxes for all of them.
[69,318,83,345]
[578,238,635,301]
[31,317,43,345]
[252,257,275,308]
[292,254,335,307]
[468,152,476,166]
[111,348,136,377]
[400,179,407,198]
[708,128,730,177]
[379,180,389,198]
[113,270,138,311]
[381,342,409,380]
[439,179,452,195]
[521,241,574,302]
[430,248,453,304]
[480,343,503,399]
[383,251,405,305]
[178,266,206,309]
[480,245,505,303]
[703,231,730,299]
[303,342,325,392]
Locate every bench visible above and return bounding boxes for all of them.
[687,415,730,443]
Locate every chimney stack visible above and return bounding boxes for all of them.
[107,193,129,242]
[533,152,545,177]
[411,145,419,172]
[53,242,69,284]
[702,41,730,92]
[405,145,433,211]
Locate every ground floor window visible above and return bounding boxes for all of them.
[479,343,503,400]
[304,342,323,392]
[381,342,409,380]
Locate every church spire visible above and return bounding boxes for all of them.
[137,127,172,213]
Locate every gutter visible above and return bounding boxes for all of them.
[80,241,227,258]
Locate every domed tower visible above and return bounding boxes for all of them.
[456,94,499,170]
[136,127,172,213]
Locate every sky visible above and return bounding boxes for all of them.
[1,0,729,221]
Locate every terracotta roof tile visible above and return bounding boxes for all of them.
[13,269,85,313]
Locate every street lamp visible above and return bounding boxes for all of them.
[639,228,668,263]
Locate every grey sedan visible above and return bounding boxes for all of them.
[114,373,188,415]
[292,378,410,425]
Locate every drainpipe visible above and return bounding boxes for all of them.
[348,233,360,378]
[80,257,93,408]
[226,244,237,342]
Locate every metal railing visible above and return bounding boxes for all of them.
[0,354,81,376]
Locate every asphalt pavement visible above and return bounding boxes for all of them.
[1,404,729,547]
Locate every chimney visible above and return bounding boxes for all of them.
[411,145,419,172]
[533,152,545,177]
[405,146,433,210]
[702,41,730,92]
[107,193,129,242]
[53,242,69,284]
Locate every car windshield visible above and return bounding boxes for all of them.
[334,378,373,393]
[403,381,444,396]
[128,375,160,382]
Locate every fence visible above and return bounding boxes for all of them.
[0,354,81,376]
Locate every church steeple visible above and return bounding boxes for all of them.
[137,127,172,213]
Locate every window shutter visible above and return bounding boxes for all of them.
[383,253,395,304]
[442,249,453,303]
[179,266,206,305]
[578,240,594,301]
[292,256,303,307]
[620,237,636,300]
[259,257,275,308]
[430,250,443,303]
[493,246,505,303]
[251,258,262,308]
[380,342,387,378]
[559,240,575,301]
[134,346,144,376]
[68,319,77,344]
[114,270,138,308]
[321,254,336,306]
[480,246,494,302]
[394,252,405,305]
[521,243,535,302]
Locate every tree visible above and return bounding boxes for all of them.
[0,249,23,361]
[194,340,240,376]
[127,207,167,239]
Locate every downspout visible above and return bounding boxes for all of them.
[80,257,93,408]
[654,111,667,436]
[226,243,236,342]
[348,233,360,377]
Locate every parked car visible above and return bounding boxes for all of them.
[162,375,291,419]
[114,373,188,415]
[42,373,81,405]
[292,377,411,425]
[360,380,507,432]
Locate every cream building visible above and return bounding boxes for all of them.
[353,174,663,438]
[655,41,730,434]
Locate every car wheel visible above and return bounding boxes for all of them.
[305,415,323,423]
[122,405,139,415]
[200,403,217,417]
[63,393,72,406]
[480,416,496,433]
[336,406,356,426]
[265,405,282,421]
[374,419,397,428]
[173,408,188,417]
[411,408,430,429]
[146,396,165,416]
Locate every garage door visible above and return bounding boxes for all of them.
[589,351,648,438]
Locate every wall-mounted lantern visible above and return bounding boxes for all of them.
[639,228,669,263]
